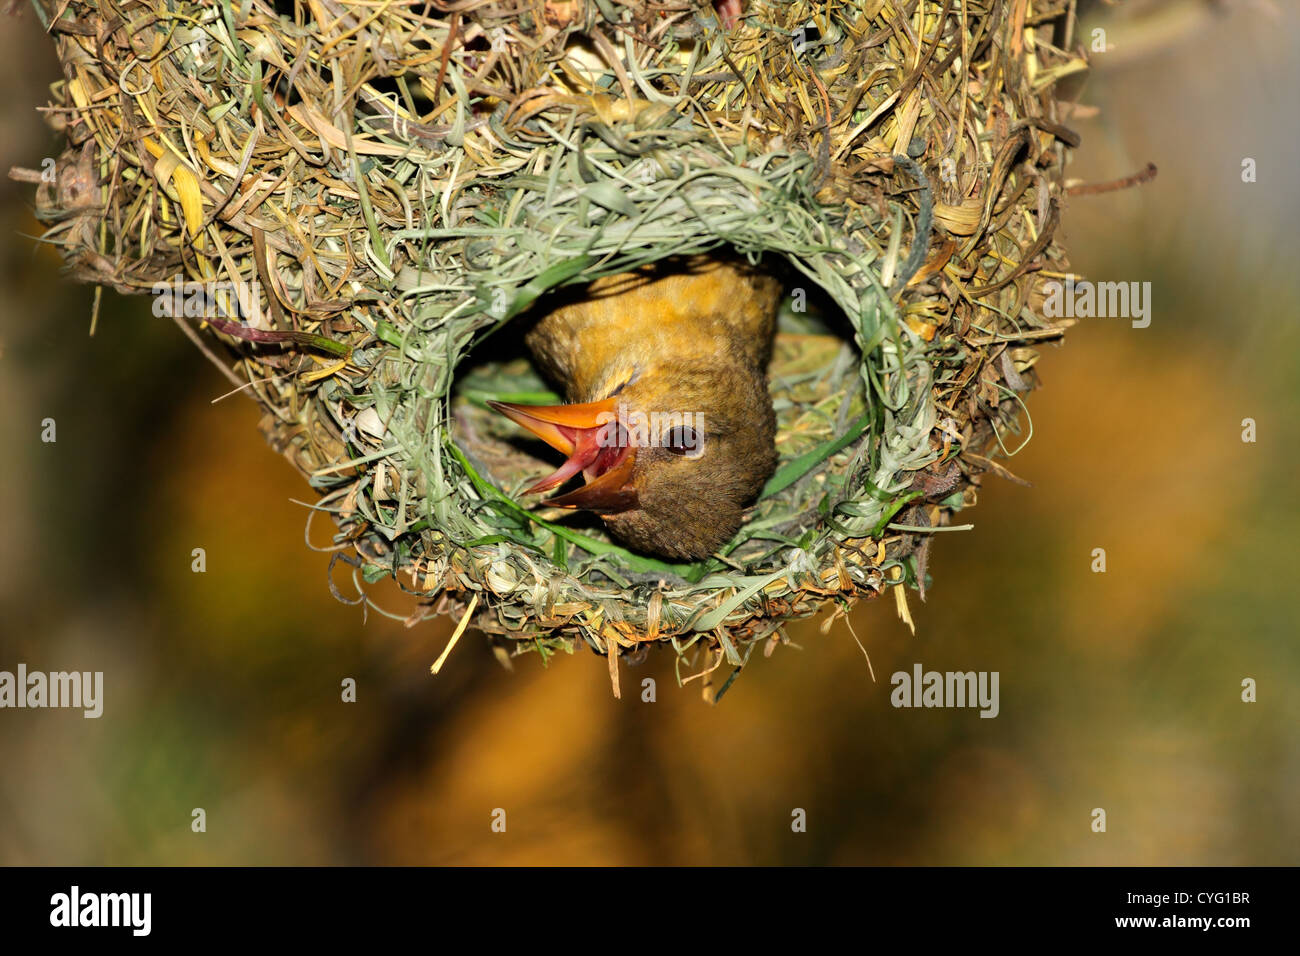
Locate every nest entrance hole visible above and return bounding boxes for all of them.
[448,254,868,583]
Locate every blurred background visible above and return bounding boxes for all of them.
[0,0,1296,865]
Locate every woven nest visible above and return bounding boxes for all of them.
[25,0,1087,695]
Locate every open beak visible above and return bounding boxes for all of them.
[488,397,640,515]
[545,449,638,514]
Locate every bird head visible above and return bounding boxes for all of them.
[489,360,776,560]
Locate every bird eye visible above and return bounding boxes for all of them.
[663,426,700,456]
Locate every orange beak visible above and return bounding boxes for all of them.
[488,397,640,515]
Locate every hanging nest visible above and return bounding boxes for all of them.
[22,0,1087,695]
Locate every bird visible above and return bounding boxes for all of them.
[489,254,783,561]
